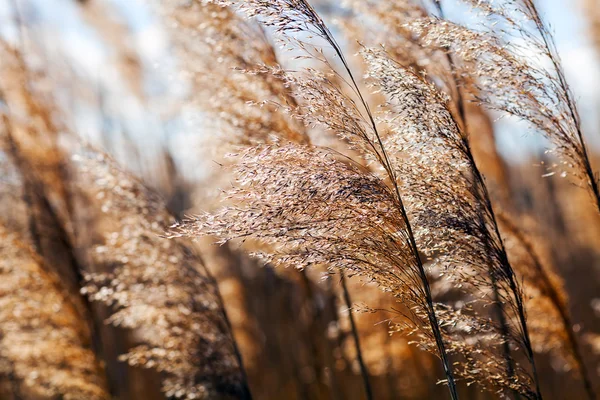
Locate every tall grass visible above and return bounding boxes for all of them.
[0,0,598,399]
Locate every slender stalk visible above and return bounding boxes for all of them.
[489,269,519,400]
[195,251,253,400]
[340,272,373,400]
[477,207,519,400]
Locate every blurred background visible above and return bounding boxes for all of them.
[0,0,599,399]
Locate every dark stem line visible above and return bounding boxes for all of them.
[479,210,519,400]
[517,5,597,396]
[194,251,253,400]
[340,272,373,400]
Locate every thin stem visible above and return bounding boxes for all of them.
[478,208,519,400]
[340,272,373,400]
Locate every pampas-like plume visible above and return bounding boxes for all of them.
[406,0,600,213]
[340,1,593,396]
[403,2,597,396]
[168,144,458,399]
[0,222,109,400]
[1,33,251,399]
[74,149,251,400]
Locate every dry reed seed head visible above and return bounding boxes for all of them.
[160,0,308,147]
[169,144,441,316]
[406,12,596,192]
[206,0,412,170]
[241,62,408,178]
[168,143,528,396]
[184,1,508,395]
[340,0,512,201]
[391,3,595,392]
[0,223,109,400]
[223,0,325,37]
[362,48,488,284]
[73,149,245,399]
[399,304,536,396]
[173,0,542,397]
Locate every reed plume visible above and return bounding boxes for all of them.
[1,1,596,399]
[0,36,112,385]
[402,2,598,396]
[169,144,459,399]
[341,0,510,196]
[74,148,251,400]
[406,0,600,212]
[1,31,251,399]
[362,48,543,398]
[352,0,595,396]
[345,2,596,394]
[0,222,109,400]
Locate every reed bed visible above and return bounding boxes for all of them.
[0,0,598,399]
